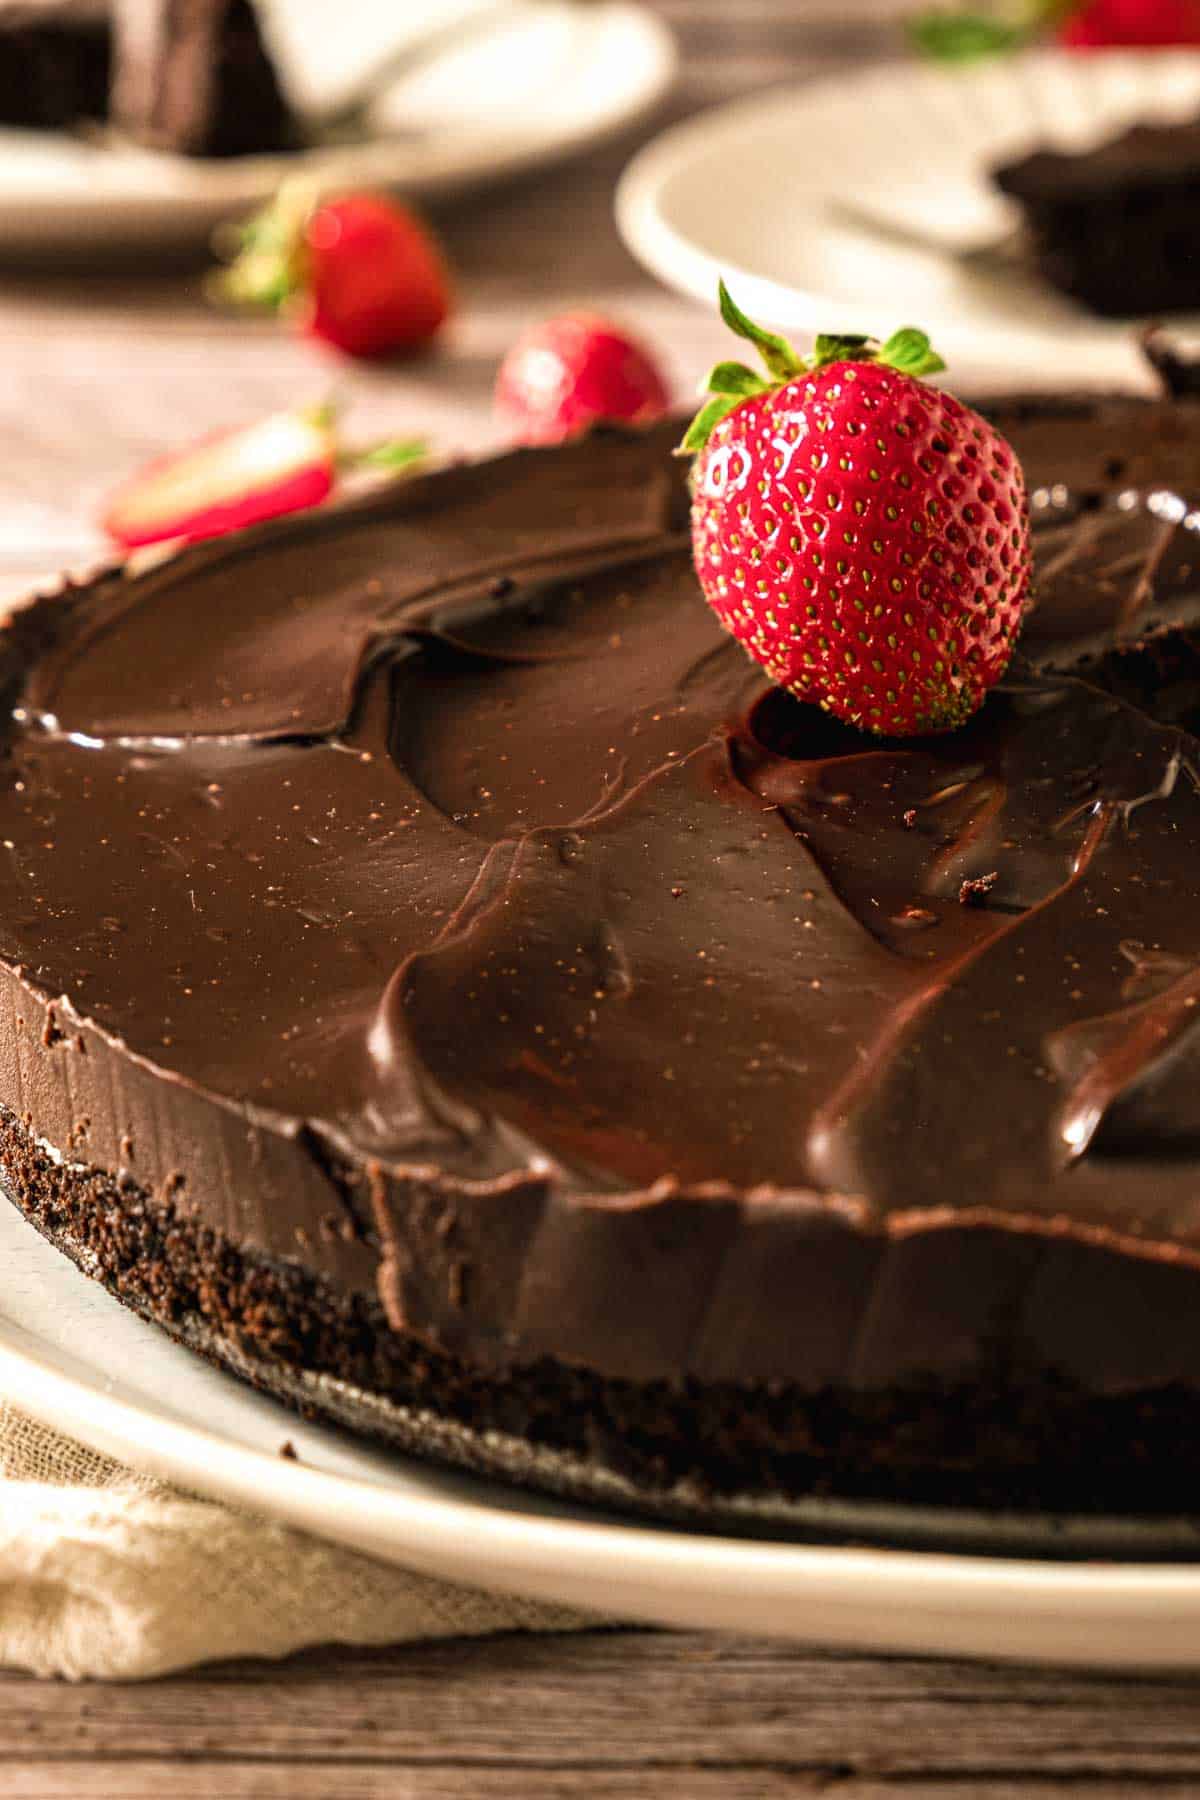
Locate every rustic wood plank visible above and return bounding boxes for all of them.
[0,1766,840,1799]
[2,1634,1200,1785]
[10,1769,1200,1800]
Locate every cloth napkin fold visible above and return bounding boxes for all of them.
[0,1401,592,1680]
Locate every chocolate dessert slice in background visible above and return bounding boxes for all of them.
[0,0,111,131]
[111,0,296,156]
[0,0,297,154]
[994,118,1200,317]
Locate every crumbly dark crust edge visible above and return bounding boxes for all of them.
[6,1100,1200,1525]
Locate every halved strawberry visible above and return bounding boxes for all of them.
[101,409,428,552]
[102,409,337,550]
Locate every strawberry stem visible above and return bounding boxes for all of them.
[812,333,873,368]
[679,281,947,455]
[211,177,318,314]
[340,437,428,474]
[300,398,340,434]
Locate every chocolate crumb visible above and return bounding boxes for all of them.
[902,809,917,829]
[279,1440,299,1461]
[959,871,999,907]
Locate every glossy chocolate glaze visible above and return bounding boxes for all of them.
[5,396,1200,1393]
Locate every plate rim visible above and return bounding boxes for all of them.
[614,45,1200,358]
[0,1,677,247]
[11,1206,1200,1670]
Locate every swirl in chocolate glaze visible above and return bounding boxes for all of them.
[5,396,1200,1402]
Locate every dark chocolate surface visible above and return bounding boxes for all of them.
[5,396,1200,1392]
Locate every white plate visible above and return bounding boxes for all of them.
[616,49,1200,389]
[8,1202,1200,1669]
[0,2,675,256]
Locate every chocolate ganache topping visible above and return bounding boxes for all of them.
[5,394,1200,1397]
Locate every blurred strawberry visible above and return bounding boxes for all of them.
[1058,0,1200,44]
[216,185,451,360]
[912,0,1200,56]
[495,312,671,446]
[102,409,425,551]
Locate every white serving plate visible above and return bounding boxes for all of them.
[7,1199,1200,1670]
[0,2,675,256]
[616,49,1200,389]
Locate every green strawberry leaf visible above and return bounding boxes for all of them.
[879,327,947,378]
[703,360,770,398]
[676,281,950,458]
[907,10,1027,60]
[812,332,875,370]
[908,0,1071,61]
[211,176,317,314]
[717,281,804,383]
[677,394,743,456]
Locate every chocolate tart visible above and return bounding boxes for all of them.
[5,390,1200,1525]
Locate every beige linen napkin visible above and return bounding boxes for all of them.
[0,1402,593,1680]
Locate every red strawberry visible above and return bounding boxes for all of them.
[495,312,671,446]
[683,285,1031,737]
[102,409,337,550]
[1059,0,1200,45]
[102,410,426,551]
[217,186,451,360]
[912,0,1200,58]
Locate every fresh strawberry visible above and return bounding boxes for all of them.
[1058,0,1200,46]
[495,312,671,446]
[217,185,451,360]
[101,410,425,551]
[682,285,1031,737]
[102,409,336,550]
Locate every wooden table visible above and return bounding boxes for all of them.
[2,3,1199,1792]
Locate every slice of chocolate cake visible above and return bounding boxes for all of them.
[994,117,1200,317]
[110,0,295,156]
[0,0,296,154]
[0,2,111,131]
[4,388,1200,1527]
